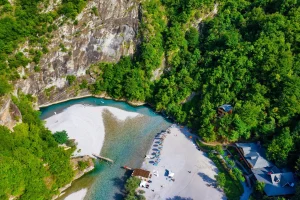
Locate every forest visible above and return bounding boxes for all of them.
[0,0,85,199]
[0,0,300,199]
[0,94,74,199]
[91,0,300,172]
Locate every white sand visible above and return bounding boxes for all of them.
[141,125,226,200]
[64,188,87,200]
[44,104,140,157]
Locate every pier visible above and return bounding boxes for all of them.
[92,154,114,163]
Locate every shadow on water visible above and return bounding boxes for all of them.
[113,193,125,200]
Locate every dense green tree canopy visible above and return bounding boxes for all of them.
[1,0,300,198]
[91,0,300,169]
[53,130,69,144]
[0,94,74,199]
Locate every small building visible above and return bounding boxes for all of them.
[217,104,233,117]
[132,168,151,180]
[252,167,297,196]
[236,143,272,169]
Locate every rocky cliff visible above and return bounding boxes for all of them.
[15,0,139,106]
[0,96,22,130]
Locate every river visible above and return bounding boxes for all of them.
[40,97,171,200]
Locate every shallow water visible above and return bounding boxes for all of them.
[40,97,171,200]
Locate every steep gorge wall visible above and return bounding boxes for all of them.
[15,0,140,105]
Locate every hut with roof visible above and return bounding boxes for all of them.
[217,104,233,117]
[132,168,151,180]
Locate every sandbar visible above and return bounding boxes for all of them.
[44,104,140,157]
[64,188,87,200]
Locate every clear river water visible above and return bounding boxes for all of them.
[40,97,171,200]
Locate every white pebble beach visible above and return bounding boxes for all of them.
[140,125,227,200]
[44,104,140,157]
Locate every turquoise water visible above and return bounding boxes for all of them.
[40,97,171,200]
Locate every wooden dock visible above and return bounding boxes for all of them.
[92,154,114,163]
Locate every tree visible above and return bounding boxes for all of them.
[78,161,89,171]
[255,181,265,194]
[215,145,224,155]
[215,173,226,189]
[232,167,245,182]
[185,27,199,50]
[0,77,12,96]
[66,75,76,85]
[53,130,69,144]
[125,177,140,195]
[267,128,294,166]
[137,194,146,200]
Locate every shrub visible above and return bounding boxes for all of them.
[66,139,76,147]
[215,172,226,189]
[78,160,89,171]
[92,6,98,16]
[34,65,41,72]
[53,130,69,144]
[66,75,76,85]
[125,177,140,195]
[79,79,88,89]
[0,77,12,96]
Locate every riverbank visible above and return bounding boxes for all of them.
[40,98,171,200]
[52,156,94,200]
[44,104,141,157]
[139,125,226,200]
[39,93,146,108]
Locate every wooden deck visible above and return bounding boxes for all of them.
[92,154,114,163]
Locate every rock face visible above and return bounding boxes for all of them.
[0,97,22,130]
[15,0,139,105]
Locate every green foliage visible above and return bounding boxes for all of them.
[53,130,69,144]
[34,65,41,72]
[0,0,9,5]
[0,0,86,98]
[215,145,224,155]
[208,153,243,199]
[77,160,89,171]
[66,75,76,85]
[124,177,145,200]
[66,139,76,147]
[267,127,294,166]
[125,177,140,195]
[0,94,74,199]
[59,43,68,52]
[232,167,245,182]
[185,27,199,51]
[215,172,226,188]
[0,76,12,96]
[79,79,88,89]
[255,181,265,193]
[88,0,300,170]
[252,181,265,199]
[91,6,98,16]
[59,0,87,19]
